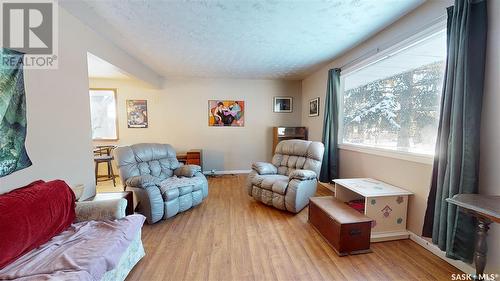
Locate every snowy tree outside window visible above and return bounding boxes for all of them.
[341,31,446,155]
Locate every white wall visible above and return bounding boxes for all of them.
[90,77,302,172]
[0,7,162,199]
[301,0,499,273]
[478,0,500,273]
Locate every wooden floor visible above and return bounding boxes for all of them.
[121,175,459,281]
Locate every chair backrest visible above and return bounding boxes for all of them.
[114,143,180,184]
[271,139,324,176]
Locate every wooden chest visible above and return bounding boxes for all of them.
[309,196,373,256]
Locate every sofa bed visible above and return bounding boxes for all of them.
[0,180,145,281]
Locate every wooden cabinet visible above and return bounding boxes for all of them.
[272,127,308,154]
[186,149,202,167]
[177,149,203,171]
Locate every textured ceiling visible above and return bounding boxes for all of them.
[62,0,424,80]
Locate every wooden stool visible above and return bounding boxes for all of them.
[94,155,116,187]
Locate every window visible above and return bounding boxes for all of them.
[89,89,118,140]
[340,30,447,156]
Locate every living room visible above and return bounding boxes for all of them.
[0,0,499,280]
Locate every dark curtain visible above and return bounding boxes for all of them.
[422,0,487,263]
[319,68,340,182]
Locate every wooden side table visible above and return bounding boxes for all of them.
[177,149,203,171]
[446,194,500,280]
[177,153,187,163]
[86,191,134,216]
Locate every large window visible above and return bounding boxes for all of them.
[89,89,118,140]
[340,30,446,156]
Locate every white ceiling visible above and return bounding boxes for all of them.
[87,53,131,79]
[63,0,424,80]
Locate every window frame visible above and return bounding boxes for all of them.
[89,88,119,141]
[338,20,447,165]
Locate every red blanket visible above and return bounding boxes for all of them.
[0,180,76,269]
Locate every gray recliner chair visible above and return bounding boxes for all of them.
[114,143,208,224]
[247,139,324,213]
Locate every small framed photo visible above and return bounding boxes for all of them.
[273,96,293,113]
[309,97,319,117]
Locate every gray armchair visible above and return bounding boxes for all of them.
[247,139,324,213]
[114,143,208,224]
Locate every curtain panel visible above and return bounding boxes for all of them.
[319,68,340,183]
[422,0,487,262]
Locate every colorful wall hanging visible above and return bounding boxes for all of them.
[0,49,32,177]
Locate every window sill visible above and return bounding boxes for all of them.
[338,143,434,165]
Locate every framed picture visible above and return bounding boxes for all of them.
[208,100,245,127]
[127,100,148,128]
[273,96,293,113]
[309,97,319,117]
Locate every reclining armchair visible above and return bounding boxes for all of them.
[114,143,208,224]
[247,139,324,213]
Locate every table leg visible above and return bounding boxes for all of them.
[473,218,491,280]
[94,161,99,184]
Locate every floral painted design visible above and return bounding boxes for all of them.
[381,205,392,218]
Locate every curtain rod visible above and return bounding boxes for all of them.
[338,13,447,71]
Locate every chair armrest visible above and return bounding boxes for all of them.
[129,185,164,224]
[125,174,160,188]
[285,178,317,213]
[289,169,317,180]
[252,162,277,175]
[174,164,202,177]
[75,198,127,222]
